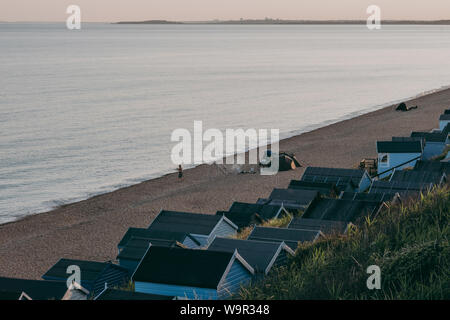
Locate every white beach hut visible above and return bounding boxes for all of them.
[376,141,423,178]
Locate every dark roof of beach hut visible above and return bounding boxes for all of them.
[390,169,446,185]
[369,180,433,195]
[301,198,383,222]
[411,128,448,143]
[301,167,368,191]
[439,114,450,120]
[148,210,237,236]
[266,189,320,206]
[207,237,294,274]
[248,226,322,250]
[391,136,424,143]
[217,202,284,229]
[42,259,129,296]
[95,288,174,300]
[118,228,200,249]
[0,277,68,300]
[444,109,450,115]
[287,217,348,234]
[339,192,397,203]
[414,160,450,175]
[288,180,339,196]
[132,246,253,289]
[0,290,26,300]
[117,237,178,262]
[376,141,423,153]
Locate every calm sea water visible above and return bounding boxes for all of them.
[1,23,450,224]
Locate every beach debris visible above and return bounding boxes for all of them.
[359,158,378,176]
[396,102,418,111]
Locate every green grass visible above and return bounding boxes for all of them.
[238,186,450,300]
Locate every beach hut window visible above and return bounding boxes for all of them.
[380,154,389,166]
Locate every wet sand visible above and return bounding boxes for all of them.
[1,88,449,279]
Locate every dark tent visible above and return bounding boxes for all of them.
[396,102,418,112]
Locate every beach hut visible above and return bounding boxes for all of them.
[288,180,339,197]
[256,188,320,210]
[369,180,433,197]
[339,191,399,204]
[42,259,129,297]
[389,169,446,185]
[94,287,175,300]
[62,282,90,300]
[411,124,449,159]
[391,136,424,143]
[132,246,254,300]
[118,228,201,252]
[216,202,288,229]
[147,210,238,247]
[117,237,180,273]
[287,217,349,234]
[207,237,294,275]
[301,198,385,223]
[0,277,68,300]
[301,167,372,192]
[247,226,322,250]
[439,113,450,130]
[414,160,450,175]
[0,290,33,300]
[376,141,423,178]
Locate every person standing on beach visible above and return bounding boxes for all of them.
[177,164,183,181]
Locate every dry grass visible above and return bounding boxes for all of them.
[234,213,294,240]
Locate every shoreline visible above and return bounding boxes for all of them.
[1,87,450,279]
[3,84,449,227]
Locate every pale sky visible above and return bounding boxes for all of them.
[1,0,450,22]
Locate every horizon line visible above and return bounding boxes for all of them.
[2,18,450,24]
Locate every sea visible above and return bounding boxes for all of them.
[1,23,450,224]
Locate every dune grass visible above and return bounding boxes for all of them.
[239,186,449,300]
[234,213,295,240]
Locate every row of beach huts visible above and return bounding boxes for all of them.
[0,109,449,300]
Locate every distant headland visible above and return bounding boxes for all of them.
[116,20,183,24]
[115,18,450,25]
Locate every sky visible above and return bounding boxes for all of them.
[1,0,450,22]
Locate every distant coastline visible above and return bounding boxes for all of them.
[115,19,450,25]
